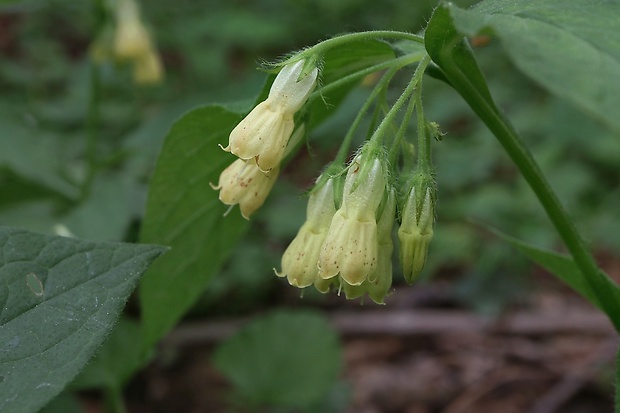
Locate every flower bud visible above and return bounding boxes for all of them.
[318,148,388,286]
[398,173,435,284]
[276,176,337,288]
[222,60,318,172]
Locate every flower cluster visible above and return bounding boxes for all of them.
[213,60,318,219]
[277,146,400,304]
[213,49,437,304]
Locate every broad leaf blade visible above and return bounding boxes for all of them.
[489,228,620,313]
[438,0,620,133]
[139,106,249,347]
[213,310,341,409]
[0,227,165,413]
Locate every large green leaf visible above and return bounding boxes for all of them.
[212,310,342,409]
[139,106,249,347]
[0,227,165,413]
[433,0,620,133]
[490,227,620,314]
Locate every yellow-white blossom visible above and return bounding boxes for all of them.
[211,158,279,219]
[114,0,152,60]
[275,176,336,288]
[133,48,164,84]
[318,152,387,286]
[222,60,318,172]
[342,187,396,303]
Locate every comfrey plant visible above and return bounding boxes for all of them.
[6,3,618,413]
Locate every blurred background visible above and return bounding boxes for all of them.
[1,0,619,412]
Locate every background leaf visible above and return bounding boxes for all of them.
[439,0,620,133]
[0,227,165,413]
[139,106,250,348]
[212,310,342,409]
[72,317,145,391]
[489,226,620,315]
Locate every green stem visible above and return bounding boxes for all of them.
[387,81,415,167]
[82,0,106,200]
[370,55,431,147]
[333,66,400,165]
[413,58,432,171]
[82,61,102,200]
[104,386,127,413]
[307,53,423,105]
[437,53,620,331]
[304,30,423,57]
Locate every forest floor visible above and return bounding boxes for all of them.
[93,266,619,413]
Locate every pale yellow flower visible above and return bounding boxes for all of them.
[275,177,336,288]
[222,60,318,172]
[133,49,164,84]
[318,154,387,286]
[114,0,152,60]
[211,158,279,219]
[342,187,396,303]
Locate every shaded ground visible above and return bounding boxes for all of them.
[113,271,617,413]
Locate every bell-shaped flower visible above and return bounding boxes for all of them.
[398,174,435,283]
[318,149,388,286]
[342,188,396,304]
[133,48,164,84]
[211,158,279,219]
[275,176,337,288]
[114,0,152,60]
[222,60,318,172]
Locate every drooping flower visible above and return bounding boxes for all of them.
[114,0,152,60]
[211,158,279,220]
[275,175,337,288]
[398,172,435,283]
[222,60,318,172]
[213,126,306,219]
[318,148,388,286]
[342,187,396,304]
[133,48,164,84]
[103,0,165,84]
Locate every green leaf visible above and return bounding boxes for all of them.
[39,392,82,413]
[139,106,249,348]
[212,310,342,409]
[490,226,620,315]
[72,317,145,391]
[0,120,79,200]
[432,0,620,133]
[0,227,165,413]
